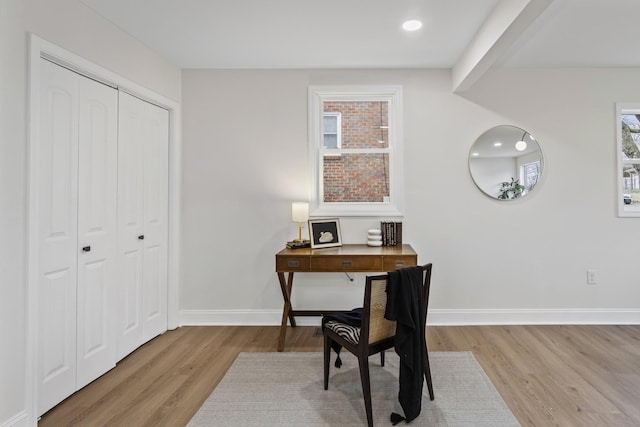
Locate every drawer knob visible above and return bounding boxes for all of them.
[287,260,300,268]
[395,260,405,267]
[342,260,353,267]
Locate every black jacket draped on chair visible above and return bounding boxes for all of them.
[385,265,426,423]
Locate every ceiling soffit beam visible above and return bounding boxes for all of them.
[451,0,554,93]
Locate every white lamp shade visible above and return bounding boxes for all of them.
[291,202,309,222]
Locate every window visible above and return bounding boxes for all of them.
[323,113,341,149]
[308,86,403,217]
[521,161,540,192]
[617,103,640,217]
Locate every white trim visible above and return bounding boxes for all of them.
[180,310,323,327]
[308,85,404,217]
[179,308,640,327]
[615,102,640,217]
[26,34,181,424]
[428,308,640,325]
[180,310,293,326]
[0,412,28,427]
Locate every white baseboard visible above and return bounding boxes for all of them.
[428,308,640,325]
[1,411,28,427]
[180,308,640,327]
[180,309,287,326]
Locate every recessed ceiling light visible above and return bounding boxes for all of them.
[493,142,502,147]
[402,20,423,32]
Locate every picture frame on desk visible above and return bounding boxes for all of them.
[308,218,342,248]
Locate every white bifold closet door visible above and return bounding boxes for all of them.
[37,58,118,415]
[117,91,169,360]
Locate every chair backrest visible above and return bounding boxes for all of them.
[361,264,433,346]
[366,275,397,344]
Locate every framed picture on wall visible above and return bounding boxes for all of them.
[308,218,342,248]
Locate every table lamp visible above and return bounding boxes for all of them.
[291,202,310,244]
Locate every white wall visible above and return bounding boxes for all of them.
[24,0,181,102]
[181,67,640,325]
[0,1,182,425]
[0,0,27,424]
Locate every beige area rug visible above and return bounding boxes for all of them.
[187,351,520,427]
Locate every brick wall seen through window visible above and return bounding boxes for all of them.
[323,101,389,203]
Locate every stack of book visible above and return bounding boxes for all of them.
[380,221,402,246]
[286,240,310,249]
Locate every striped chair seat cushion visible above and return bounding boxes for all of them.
[324,320,360,346]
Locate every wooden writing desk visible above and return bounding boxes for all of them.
[275,243,417,351]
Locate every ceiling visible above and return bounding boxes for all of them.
[80,0,640,71]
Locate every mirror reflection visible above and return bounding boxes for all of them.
[469,125,543,200]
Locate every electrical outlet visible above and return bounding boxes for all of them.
[586,269,598,285]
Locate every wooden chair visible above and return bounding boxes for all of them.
[323,264,434,427]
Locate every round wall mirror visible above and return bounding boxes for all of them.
[469,125,543,200]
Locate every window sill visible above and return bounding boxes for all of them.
[310,204,404,218]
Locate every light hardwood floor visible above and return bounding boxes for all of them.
[39,325,640,426]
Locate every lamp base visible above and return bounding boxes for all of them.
[286,240,310,249]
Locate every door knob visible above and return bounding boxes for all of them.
[138,235,145,240]
[82,246,91,252]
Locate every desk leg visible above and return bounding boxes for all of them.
[277,272,296,351]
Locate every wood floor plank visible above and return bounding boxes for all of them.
[38,325,640,427]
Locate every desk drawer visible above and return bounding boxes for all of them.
[382,256,417,271]
[276,256,310,271]
[311,256,382,272]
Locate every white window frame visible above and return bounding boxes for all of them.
[323,112,341,149]
[308,85,404,217]
[616,103,640,217]
[520,160,540,192]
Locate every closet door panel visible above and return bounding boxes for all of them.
[117,93,169,353]
[76,77,118,389]
[142,102,169,341]
[39,268,77,414]
[142,243,164,340]
[38,61,79,284]
[37,59,118,414]
[37,59,79,415]
[121,250,142,333]
[117,92,145,359]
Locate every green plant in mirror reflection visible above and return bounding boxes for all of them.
[497,177,525,200]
